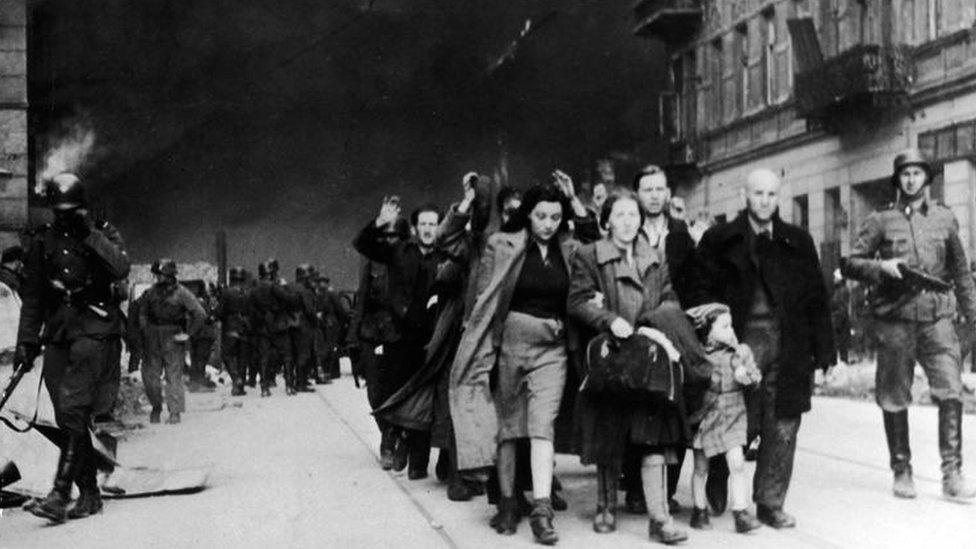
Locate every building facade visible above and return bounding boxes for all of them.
[0,0,27,250]
[635,0,976,276]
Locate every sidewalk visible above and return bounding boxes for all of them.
[2,370,975,548]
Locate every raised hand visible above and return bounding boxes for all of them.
[376,195,401,228]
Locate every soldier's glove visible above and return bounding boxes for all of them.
[14,343,39,371]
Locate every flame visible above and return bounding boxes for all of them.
[35,125,96,194]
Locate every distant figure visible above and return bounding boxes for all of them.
[140,259,206,424]
[829,269,851,364]
[0,245,24,297]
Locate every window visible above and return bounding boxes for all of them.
[736,24,749,117]
[764,10,776,105]
[711,38,724,128]
[793,194,809,230]
[696,44,710,130]
[902,0,976,44]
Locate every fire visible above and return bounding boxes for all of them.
[35,125,96,194]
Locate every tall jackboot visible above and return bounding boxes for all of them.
[29,434,84,523]
[883,410,915,499]
[593,465,618,533]
[938,400,976,501]
[67,447,103,519]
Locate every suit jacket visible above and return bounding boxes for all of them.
[695,211,834,418]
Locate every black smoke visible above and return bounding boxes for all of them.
[29,0,665,287]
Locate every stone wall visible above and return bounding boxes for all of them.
[0,0,26,251]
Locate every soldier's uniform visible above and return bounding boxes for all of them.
[317,280,349,381]
[215,268,251,396]
[288,265,317,392]
[249,261,296,396]
[188,286,217,392]
[139,269,206,422]
[17,173,130,522]
[843,148,976,500]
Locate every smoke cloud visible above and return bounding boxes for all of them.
[35,120,97,193]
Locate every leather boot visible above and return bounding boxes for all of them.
[68,451,103,519]
[391,430,409,472]
[379,429,394,471]
[939,400,976,501]
[30,434,84,523]
[690,507,711,529]
[149,407,162,424]
[550,475,568,511]
[529,498,558,545]
[883,410,916,498]
[733,509,761,533]
[593,466,617,533]
[492,496,520,535]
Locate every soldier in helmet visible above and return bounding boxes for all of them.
[288,264,317,392]
[139,259,207,425]
[215,266,251,396]
[843,148,976,502]
[249,259,296,396]
[16,173,130,522]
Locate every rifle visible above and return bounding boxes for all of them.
[897,264,952,293]
[0,358,31,413]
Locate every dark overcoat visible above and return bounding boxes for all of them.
[695,211,834,418]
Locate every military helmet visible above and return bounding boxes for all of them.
[44,173,88,211]
[151,258,178,278]
[295,263,313,281]
[891,148,933,188]
[229,266,246,283]
[265,258,279,274]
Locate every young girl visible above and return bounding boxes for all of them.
[685,303,763,534]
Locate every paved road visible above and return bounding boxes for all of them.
[3,371,976,548]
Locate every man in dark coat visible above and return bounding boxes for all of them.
[288,264,318,392]
[353,198,444,479]
[347,220,406,468]
[249,259,296,396]
[16,173,130,522]
[214,266,251,396]
[695,168,834,528]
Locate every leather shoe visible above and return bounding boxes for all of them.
[756,505,796,529]
[690,507,711,529]
[28,490,70,523]
[447,477,477,501]
[529,500,558,545]
[408,468,428,481]
[391,433,409,472]
[149,408,161,424]
[492,496,520,535]
[733,509,762,533]
[592,505,616,533]
[648,518,688,544]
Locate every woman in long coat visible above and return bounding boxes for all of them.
[449,178,588,545]
[568,188,706,544]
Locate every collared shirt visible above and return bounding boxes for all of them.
[641,215,670,253]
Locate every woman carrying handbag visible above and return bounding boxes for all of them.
[568,188,707,545]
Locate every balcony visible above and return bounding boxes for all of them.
[794,43,914,121]
[633,0,702,43]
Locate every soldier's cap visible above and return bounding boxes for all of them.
[891,148,934,187]
[685,302,730,331]
[1,245,23,264]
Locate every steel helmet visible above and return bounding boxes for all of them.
[44,173,88,211]
[151,258,177,278]
[891,148,933,188]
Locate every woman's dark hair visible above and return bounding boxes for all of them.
[599,188,645,232]
[506,183,571,234]
[496,186,523,214]
[631,164,665,191]
[410,203,442,226]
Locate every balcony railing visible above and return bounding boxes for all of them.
[633,0,702,43]
[794,43,913,120]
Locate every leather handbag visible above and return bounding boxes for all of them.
[581,332,677,404]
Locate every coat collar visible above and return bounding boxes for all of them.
[497,229,576,270]
[724,210,799,250]
[594,237,661,274]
